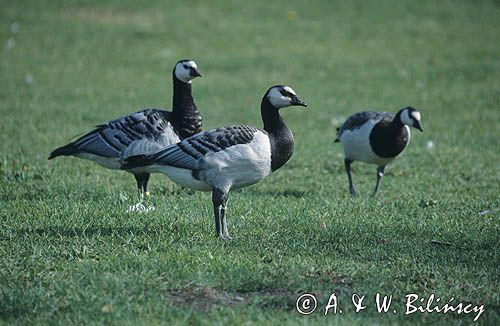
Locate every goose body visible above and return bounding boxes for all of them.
[49,60,202,197]
[122,85,307,239]
[336,107,423,196]
[136,125,272,192]
[54,109,179,170]
[338,111,411,165]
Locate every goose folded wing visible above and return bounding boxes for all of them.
[73,109,170,157]
[338,111,393,136]
[67,128,121,158]
[122,125,260,170]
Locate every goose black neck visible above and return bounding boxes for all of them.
[391,110,405,128]
[261,98,294,172]
[261,98,286,134]
[172,75,196,115]
[370,110,410,158]
[170,74,202,139]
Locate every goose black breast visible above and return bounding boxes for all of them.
[369,120,409,158]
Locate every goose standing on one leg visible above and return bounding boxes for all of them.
[335,107,423,196]
[122,85,307,239]
[48,60,203,203]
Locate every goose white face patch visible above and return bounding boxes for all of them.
[267,86,297,108]
[282,86,296,95]
[411,110,421,123]
[401,109,422,127]
[175,60,198,83]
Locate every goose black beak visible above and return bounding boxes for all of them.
[190,68,202,78]
[292,96,307,107]
[414,121,423,132]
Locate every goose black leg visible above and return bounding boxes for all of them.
[344,159,357,196]
[134,173,150,201]
[141,173,150,196]
[372,165,386,197]
[212,188,230,240]
[221,195,231,240]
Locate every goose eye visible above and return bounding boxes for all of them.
[183,64,189,69]
[279,90,289,97]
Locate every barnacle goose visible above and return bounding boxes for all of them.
[48,60,203,200]
[122,85,307,239]
[335,107,423,196]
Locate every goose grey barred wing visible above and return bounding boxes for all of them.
[120,137,172,162]
[93,109,174,154]
[337,111,394,138]
[49,109,173,159]
[122,124,261,170]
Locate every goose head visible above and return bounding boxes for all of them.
[174,60,202,83]
[400,107,423,132]
[265,85,307,109]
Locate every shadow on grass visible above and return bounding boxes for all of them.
[246,189,308,199]
[0,307,31,322]
[167,286,299,311]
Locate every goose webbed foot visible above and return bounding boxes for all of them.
[126,202,155,213]
[218,234,232,241]
[128,173,154,213]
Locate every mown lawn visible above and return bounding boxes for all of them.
[1,0,499,324]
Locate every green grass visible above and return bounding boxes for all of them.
[1,0,499,324]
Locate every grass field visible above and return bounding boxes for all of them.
[1,0,499,324]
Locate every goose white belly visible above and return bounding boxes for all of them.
[155,166,212,191]
[340,121,394,166]
[75,153,121,170]
[76,152,148,174]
